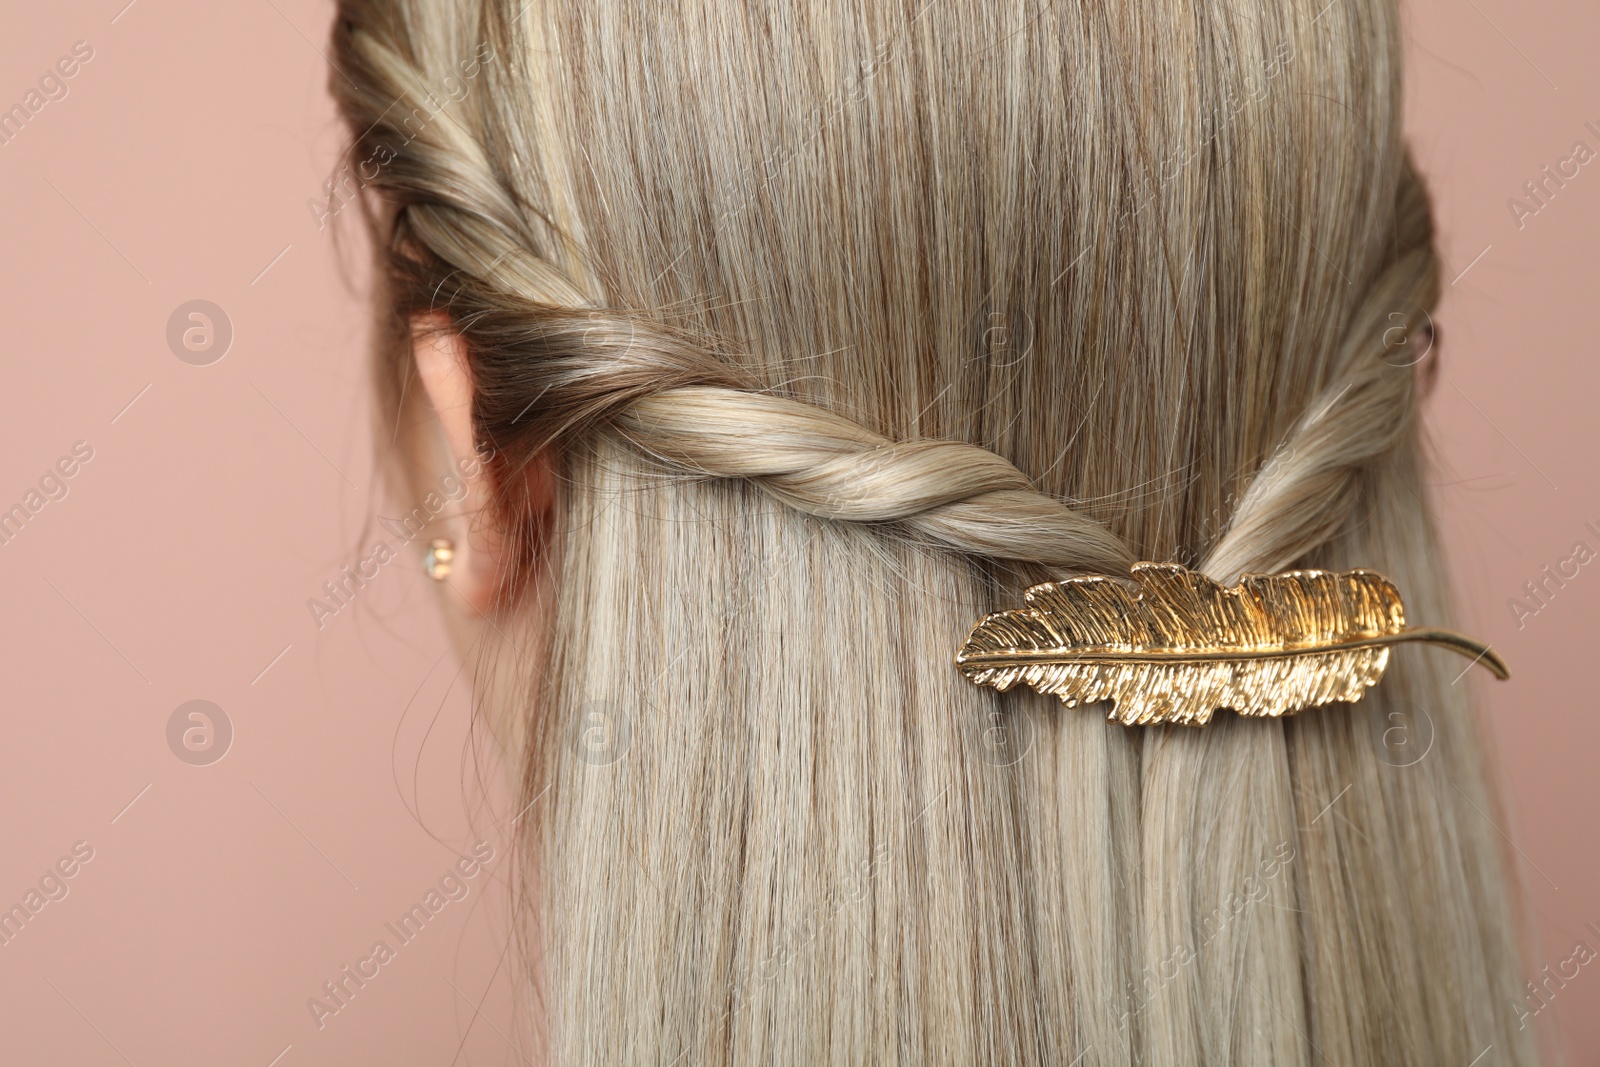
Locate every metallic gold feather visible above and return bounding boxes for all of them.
[955,562,1509,726]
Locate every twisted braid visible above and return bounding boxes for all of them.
[617,387,1138,574]
[406,251,1431,587]
[425,281,1429,586]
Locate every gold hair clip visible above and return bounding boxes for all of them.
[955,562,1508,726]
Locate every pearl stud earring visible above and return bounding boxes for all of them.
[424,538,454,581]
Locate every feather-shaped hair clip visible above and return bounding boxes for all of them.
[955,563,1508,726]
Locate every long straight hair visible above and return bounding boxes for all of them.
[331,1,1536,1063]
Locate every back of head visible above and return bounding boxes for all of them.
[331,1,1534,1062]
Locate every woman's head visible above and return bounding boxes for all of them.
[331,1,1533,1062]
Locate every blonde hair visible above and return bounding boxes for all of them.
[332,1,1537,1063]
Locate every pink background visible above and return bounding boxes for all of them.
[0,1,1593,1064]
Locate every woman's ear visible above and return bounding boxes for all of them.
[409,312,509,617]
[410,312,556,758]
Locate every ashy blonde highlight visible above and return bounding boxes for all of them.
[331,1,1537,1063]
